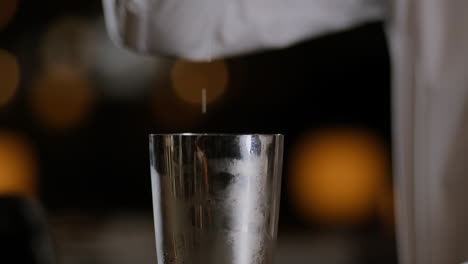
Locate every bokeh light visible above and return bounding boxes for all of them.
[0,131,37,199]
[0,49,20,107]
[171,59,228,105]
[30,67,94,132]
[289,128,389,226]
[40,16,96,71]
[0,0,18,30]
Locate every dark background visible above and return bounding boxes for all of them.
[0,0,394,263]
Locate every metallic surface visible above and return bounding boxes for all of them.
[149,134,284,264]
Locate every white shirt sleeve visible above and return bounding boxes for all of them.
[103,0,386,60]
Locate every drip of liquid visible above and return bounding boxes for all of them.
[203,2,212,113]
[202,88,207,114]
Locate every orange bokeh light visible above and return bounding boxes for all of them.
[171,59,228,105]
[30,67,94,132]
[0,49,20,107]
[289,128,389,226]
[0,0,18,30]
[0,131,37,199]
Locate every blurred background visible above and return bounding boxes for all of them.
[0,0,395,263]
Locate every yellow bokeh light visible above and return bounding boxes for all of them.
[0,131,37,199]
[289,128,389,226]
[0,49,20,107]
[171,59,228,105]
[30,67,94,132]
[0,0,18,30]
[153,79,202,130]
